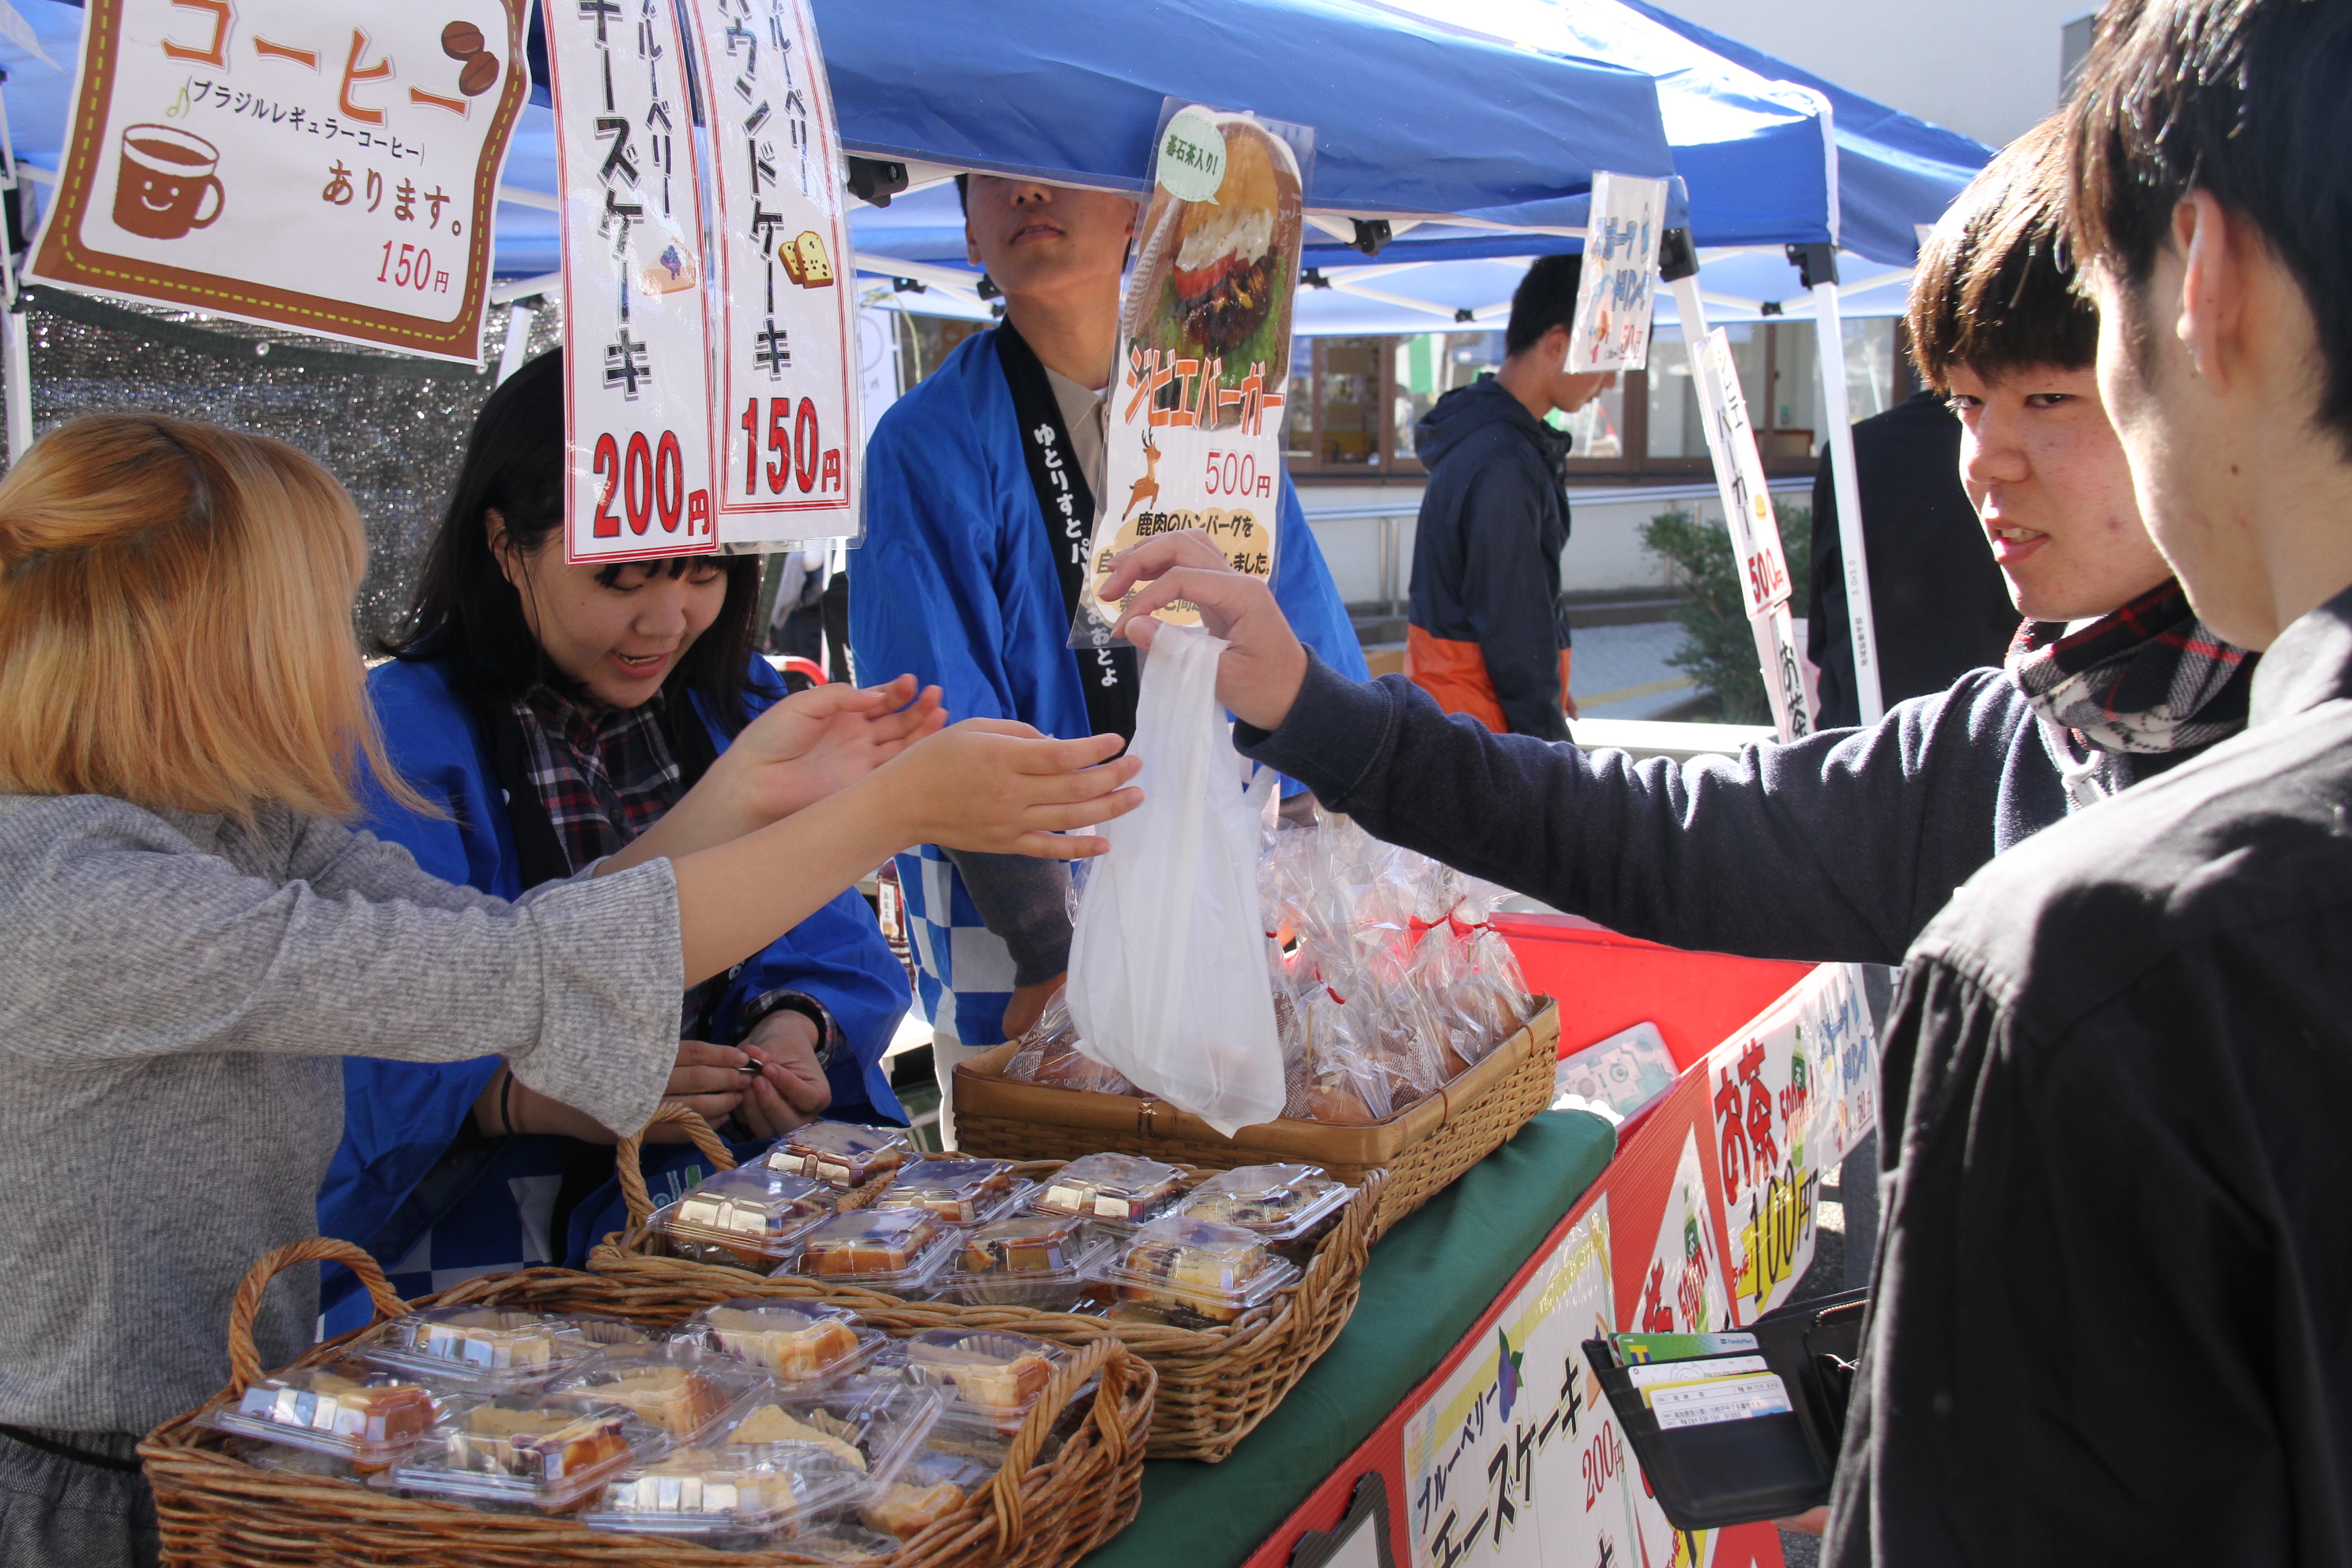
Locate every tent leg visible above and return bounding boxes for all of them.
[495,301,535,385]
[3,308,30,466]
[1810,280,1884,723]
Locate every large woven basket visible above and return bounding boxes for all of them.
[953,997,1561,1237]
[588,1123,1386,1463]
[140,1239,1153,1567]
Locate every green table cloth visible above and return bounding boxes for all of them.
[1079,1110,1618,1568]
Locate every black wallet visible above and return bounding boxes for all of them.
[1582,1287,1867,1531]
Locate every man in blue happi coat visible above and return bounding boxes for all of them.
[852,172,1367,1141]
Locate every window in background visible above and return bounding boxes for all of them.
[1767,326,1820,462]
[1646,324,1763,460]
[1390,331,1505,463]
[1284,340,1316,463]
[1318,336,1383,467]
[1843,317,1899,423]
[1554,374,1627,459]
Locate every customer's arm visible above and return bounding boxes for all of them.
[1101,532,2019,966]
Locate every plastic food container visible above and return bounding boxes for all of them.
[678,1300,883,1387]
[792,1208,958,1294]
[391,1391,657,1513]
[548,1342,768,1446]
[924,1215,1111,1310]
[1175,1163,1354,1256]
[203,1363,445,1473]
[1089,1215,1303,1327]
[858,1446,997,1541]
[762,1120,915,1190]
[886,1328,1070,1435]
[651,1166,832,1271]
[872,1158,1027,1225]
[357,1307,636,1395]
[1031,1153,1190,1225]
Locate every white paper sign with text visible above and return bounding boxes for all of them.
[1692,326,1812,740]
[685,0,860,546]
[1565,170,1667,374]
[31,0,527,361]
[549,0,719,564]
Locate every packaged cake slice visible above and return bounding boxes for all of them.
[882,1328,1071,1435]
[391,1390,658,1512]
[1031,1152,1190,1225]
[546,1341,768,1446]
[1088,1213,1303,1327]
[1178,1162,1354,1254]
[761,1120,915,1190]
[924,1214,1110,1310]
[357,1307,629,1395]
[677,1299,883,1387]
[872,1158,1028,1226]
[651,1165,832,1271]
[203,1362,446,1473]
[791,1207,959,1293]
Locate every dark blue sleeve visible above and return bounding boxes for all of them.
[1236,655,2037,965]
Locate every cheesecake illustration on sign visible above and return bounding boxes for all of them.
[779,230,834,288]
[640,240,698,295]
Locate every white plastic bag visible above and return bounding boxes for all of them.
[1066,623,1284,1135]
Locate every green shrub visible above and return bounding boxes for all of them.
[1640,500,1812,724]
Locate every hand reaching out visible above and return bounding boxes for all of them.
[1099,532,1309,732]
[864,719,1144,859]
[723,674,949,821]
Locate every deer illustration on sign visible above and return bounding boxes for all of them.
[1123,431,1161,521]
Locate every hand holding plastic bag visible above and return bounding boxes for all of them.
[1066,623,1285,1135]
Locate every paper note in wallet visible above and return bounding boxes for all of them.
[1625,1354,1769,1389]
[1646,1371,1794,1431]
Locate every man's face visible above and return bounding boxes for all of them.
[1530,327,1616,416]
[1947,360,2172,621]
[964,176,1138,300]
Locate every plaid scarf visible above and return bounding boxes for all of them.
[2006,579,2255,756]
[509,684,686,873]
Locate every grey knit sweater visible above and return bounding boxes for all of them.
[0,793,684,1434]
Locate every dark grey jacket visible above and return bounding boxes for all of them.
[1236,657,2206,964]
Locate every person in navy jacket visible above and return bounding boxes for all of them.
[319,350,915,1327]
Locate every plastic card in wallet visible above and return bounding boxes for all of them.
[1584,1287,1867,1531]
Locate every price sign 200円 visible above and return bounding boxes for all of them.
[549,0,859,565]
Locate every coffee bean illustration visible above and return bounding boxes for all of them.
[459,50,499,95]
[442,20,485,59]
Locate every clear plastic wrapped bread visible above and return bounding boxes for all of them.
[873,1158,1027,1226]
[679,1299,881,1386]
[357,1307,636,1395]
[1032,1152,1190,1225]
[203,1362,444,1473]
[1001,992,1139,1095]
[761,1120,915,1189]
[792,1208,959,1292]
[651,1165,832,1271]
[1090,1213,1303,1327]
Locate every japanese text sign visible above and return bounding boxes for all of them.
[548,0,717,564]
[1565,171,1667,375]
[1078,101,1313,645]
[685,0,859,546]
[1691,325,1812,741]
[31,0,527,361]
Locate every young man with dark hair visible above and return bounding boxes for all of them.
[1405,254,1614,736]
[851,174,1365,1143]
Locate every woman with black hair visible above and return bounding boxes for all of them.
[318,349,921,1323]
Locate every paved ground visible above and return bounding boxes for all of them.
[1567,620,1698,719]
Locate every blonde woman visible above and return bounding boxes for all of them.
[0,414,1139,1567]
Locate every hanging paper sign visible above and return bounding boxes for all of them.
[547,0,718,564]
[1690,326,1812,740]
[683,0,860,546]
[1565,171,1667,374]
[1077,101,1313,645]
[28,0,526,361]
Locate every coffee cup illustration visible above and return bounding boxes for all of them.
[112,125,223,241]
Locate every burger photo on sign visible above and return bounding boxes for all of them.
[1125,114,1305,400]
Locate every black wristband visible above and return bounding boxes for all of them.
[738,991,840,1068]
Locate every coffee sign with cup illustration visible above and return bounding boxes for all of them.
[30,0,527,363]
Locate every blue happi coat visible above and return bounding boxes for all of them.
[849,326,1368,1049]
[316,654,909,1331]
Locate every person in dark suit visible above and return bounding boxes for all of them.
[1808,389,2019,728]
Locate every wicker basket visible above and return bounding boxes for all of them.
[589,1135,1388,1463]
[140,1239,1153,1568]
[953,997,1561,1237]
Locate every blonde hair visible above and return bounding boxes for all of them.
[0,413,421,821]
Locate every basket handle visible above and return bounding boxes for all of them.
[225,1239,407,1395]
[617,1102,738,1228]
[977,1337,1125,1551]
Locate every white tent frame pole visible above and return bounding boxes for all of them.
[1811,276,1884,722]
[3,308,29,466]
[1671,270,1795,735]
[495,301,536,385]
[1797,87,1886,724]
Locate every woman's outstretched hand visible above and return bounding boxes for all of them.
[725,674,948,820]
[863,719,1143,859]
[1100,532,1309,732]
